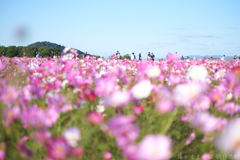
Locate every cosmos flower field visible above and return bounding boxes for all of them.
[0,53,240,160]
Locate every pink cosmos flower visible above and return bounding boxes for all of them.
[201,154,211,160]
[174,82,205,106]
[33,130,52,145]
[104,90,130,108]
[168,74,181,85]
[186,133,196,145]
[71,147,84,157]
[166,52,179,61]
[45,108,60,127]
[188,112,223,135]
[46,93,72,113]
[3,105,20,126]
[46,137,71,159]
[132,105,144,115]
[107,115,136,129]
[0,142,6,160]
[0,86,18,105]
[208,89,224,102]
[156,98,174,114]
[134,134,172,160]
[192,95,210,111]
[94,78,115,97]
[122,145,137,160]
[107,115,139,148]
[114,123,140,148]
[87,111,104,125]
[223,102,240,115]
[103,151,112,159]
[0,61,5,71]
[179,116,188,121]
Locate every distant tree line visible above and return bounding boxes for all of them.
[0,45,61,57]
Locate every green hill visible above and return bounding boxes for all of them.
[28,41,86,56]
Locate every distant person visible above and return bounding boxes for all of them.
[23,52,26,57]
[131,52,135,60]
[151,52,155,61]
[181,55,184,60]
[36,52,40,58]
[50,51,54,58]
[175,52,177,54]
[2,52,4,57]
[234,55,237,59]
[147,53,151,60]
[210,56,213,59]
[139,53,142,60]
[82,52,87,59]
[117,51,121,59]
[221,55,225,60]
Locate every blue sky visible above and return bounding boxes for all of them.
[0,0,239,58]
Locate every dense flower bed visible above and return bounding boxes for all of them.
[0,53,240,160]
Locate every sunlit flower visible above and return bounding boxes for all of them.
[187,65,208,81]
[132,80,153,99]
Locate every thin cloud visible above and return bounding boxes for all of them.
[157,41,176,45]
[227,27,240,30]
[173,28,187,30]
[192,43,214,46]
[222,43,235,45]
[172,34,219,38]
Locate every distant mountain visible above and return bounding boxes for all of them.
[28,41,87,56]
[187,55,236,60]
[155,55,236,60]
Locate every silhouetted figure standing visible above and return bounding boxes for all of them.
[221,55,225,60]
[50,51,54,58]
[139,53,142,60]
[82,52,87,59]
[147,52,151,60]
[151,52,155,61]
[131,52,136,60]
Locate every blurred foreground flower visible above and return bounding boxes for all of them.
[133,134,172,160]
[215,118,240,155]
[132,80,153,99]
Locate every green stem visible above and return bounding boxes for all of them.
[162,106,179,134]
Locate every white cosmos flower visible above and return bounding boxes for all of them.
[174,82,203,106]
[147,66,161,78]
[61,80,69,89]
[63,46,71,53]
[96,104,105,113]
[63,127,81,147]
[225,92,233,101]
[104,90,130,107]
[215,118,240,155]
[187,65,208,81]
[215,69,226,80]
[132,80,153,99]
